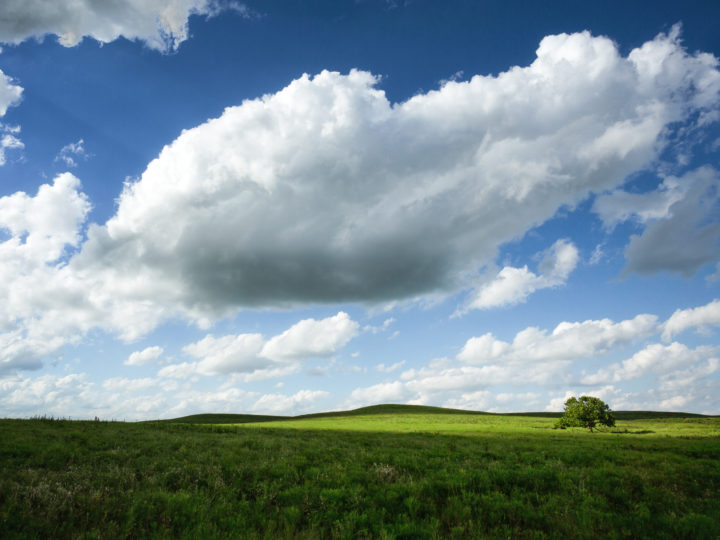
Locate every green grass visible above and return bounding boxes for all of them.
[1,408,719,538]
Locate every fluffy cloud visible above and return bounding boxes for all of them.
[260,312,359,361]
[457,314,657,364]
[662,299,720,341]
[70,27,720,326]
[0,173,90,265]
[621,167,720,276]
[125,346,164,366]
[0,370,329,419]
[463,239,578,311]
[581,342,717,384]
[182,333,266,375]
[0,373,95,416]
[2,28,720,374]
[0,0,250,52]
[0,128,23,166]
[348,313,658,410]
[0,174,92,372]
[160,312,359,380]
[0,69,22,116]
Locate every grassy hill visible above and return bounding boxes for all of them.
[158,403,716,424]
[158,412,287,424]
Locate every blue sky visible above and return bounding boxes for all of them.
[1,0,719,419]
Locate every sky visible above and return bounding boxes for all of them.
[0,0,719,420]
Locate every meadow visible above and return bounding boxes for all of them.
[1,405,718,538]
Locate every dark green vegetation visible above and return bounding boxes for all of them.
[556,396,615,432]
[159,403,715,425]
[1,406,719,539]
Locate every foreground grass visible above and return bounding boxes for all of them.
[1,413,719,538]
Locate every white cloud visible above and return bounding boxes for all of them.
[0,0,252,52]
[260,312,359,361]
[457,314,657,364]
[581,342,717,384]
[0,174,93,372]
[125,345,164,366]
[102,377,158,392]
[2,28,720,373]
[463,239,578,311]
[0,373,95,417]
[55,139,88,168]
[183,333,266,375]
[364,317,396,334]
[347,381,411,407]
[0,130,23,166]
[545,385,624,412]
[0,69,23,165]
[347,311,665,411]
[662,299,720,341]
[0,173,90,264]
[251,389,329,415]
[159,312,359,380]
[376,360,405,373]
[444,391,542,413]
[157,361,199,380]
[659,395,691,410]
[658,357,719,392]
[0,69,22,116]
[69,27,720,330]
[0,369,331,419]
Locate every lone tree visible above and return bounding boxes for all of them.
[556,396,615,432]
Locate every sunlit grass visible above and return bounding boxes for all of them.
[239,412,720,437]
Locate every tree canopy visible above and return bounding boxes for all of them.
[556,396,615,432]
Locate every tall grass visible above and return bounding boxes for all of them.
[1,414,718,538]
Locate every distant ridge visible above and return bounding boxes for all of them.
[157,404,716,424]
[158,413,286,424]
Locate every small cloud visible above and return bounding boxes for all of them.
[364,317,396,334]
[55,139,89,168]
[0,125,23,165]
[125,345,163,366]
[439,70,465,86]
[589,244,605,265]
[376,360,405,373]
[261,312,359,361]
[662,299,720,342]
[458,239,579,314]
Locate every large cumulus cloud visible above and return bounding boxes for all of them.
[75,27,720,322]
[3,27,720,372]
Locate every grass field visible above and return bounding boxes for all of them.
[1,405,719,538]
